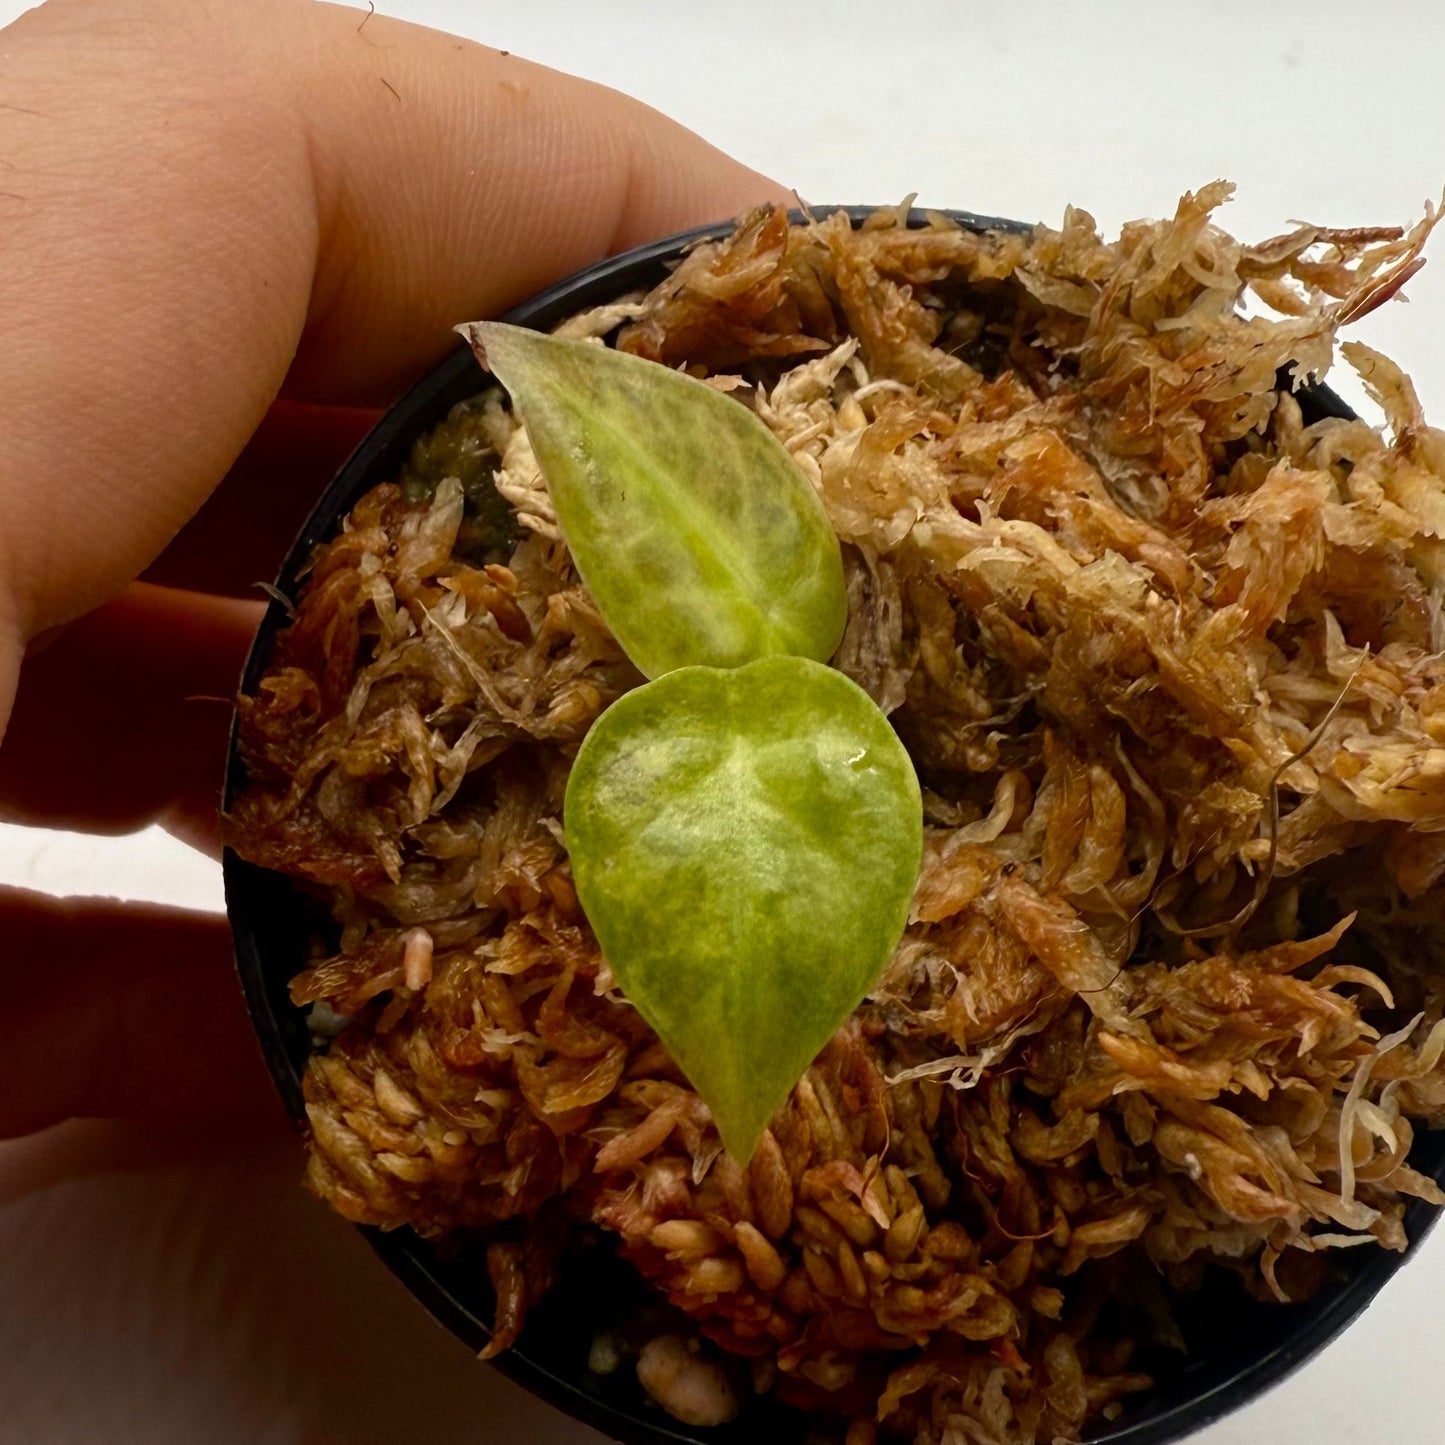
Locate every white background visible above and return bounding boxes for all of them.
[3,1,1445,1442]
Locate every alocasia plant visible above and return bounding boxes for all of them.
[464,320,922,1162]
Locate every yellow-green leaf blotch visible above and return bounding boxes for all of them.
[461,320,847,680]
[564,656,923,1162]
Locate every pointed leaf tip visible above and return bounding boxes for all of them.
[462,320,847,681]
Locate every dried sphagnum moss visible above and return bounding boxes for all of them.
[228,184,1445,1445]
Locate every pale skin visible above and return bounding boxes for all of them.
[0,0,787,1138]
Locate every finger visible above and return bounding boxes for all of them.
[142,400,380,598]
[0,885,284,1139]
[0,584,261,853]
[0,0,788,665]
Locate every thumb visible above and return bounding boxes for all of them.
[0,0,788,654]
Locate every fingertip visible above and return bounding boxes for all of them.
[598,93,793,253]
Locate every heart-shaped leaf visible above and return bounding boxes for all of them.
[564,655,922,1161]
[461,320,847,679]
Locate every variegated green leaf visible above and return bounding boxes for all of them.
[564,656,922,1162]
[461,320,847,679]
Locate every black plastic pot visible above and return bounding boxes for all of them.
[223,207,1442,1445]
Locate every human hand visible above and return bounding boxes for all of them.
[0,0,786,1138]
